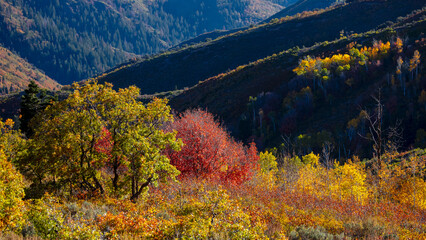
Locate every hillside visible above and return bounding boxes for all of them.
[169,10,426,158]
[263,0,342,22]
[0,46,60,95]
[96,0,425,94]
[177,0,338,47]
[0,0,290,84]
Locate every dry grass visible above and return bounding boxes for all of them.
[0,233,42,240]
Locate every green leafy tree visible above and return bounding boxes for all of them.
[19,82,181,200]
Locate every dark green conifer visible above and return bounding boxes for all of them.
[20,81,56,137]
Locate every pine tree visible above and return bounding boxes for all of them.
[20,81,56,137]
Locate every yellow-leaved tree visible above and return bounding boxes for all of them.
[296,152,327,197]
[0,119,25,233]
[329,160,369,203]
[254,151,279,190]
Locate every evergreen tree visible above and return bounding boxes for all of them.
[20,81,56,137]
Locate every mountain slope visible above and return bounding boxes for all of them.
[0,46,60,95]
[0,0,289,84]
[97,0,425,94]
[168,11,426,156]
[263,0,342,23]
[176,0,337,48]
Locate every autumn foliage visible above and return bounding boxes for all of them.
[1,81,426,239]
[0,149,25,233]
[0,119,25,233]
[17,81,181,201]
[167,109,259,185]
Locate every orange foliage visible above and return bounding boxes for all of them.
[0,46,60,95]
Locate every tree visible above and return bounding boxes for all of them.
[0,149,25,233]
[0,118,25,233]
[415,129,426,148]
[19,81,181,200]
[322,141,334,169]
[166,109,259,185]
[361,91,384,169]
[255,151,279,189]
[329,160,369,203]
[20,81,56,137]
[419,90,426,110]
[296,152,327,197]
[394,37,403,54]
[396,57,405,95]
[409,50,421,80]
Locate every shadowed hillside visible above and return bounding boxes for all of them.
[96,0,425,95]
[169,10,426,157]
[263,0,342,23]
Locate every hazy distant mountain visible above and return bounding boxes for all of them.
[0,0,291,84]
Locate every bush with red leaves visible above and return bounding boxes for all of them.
[167,109,259,185]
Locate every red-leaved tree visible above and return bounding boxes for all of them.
[166,109,259,185]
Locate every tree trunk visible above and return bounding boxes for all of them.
[130,176,153,202]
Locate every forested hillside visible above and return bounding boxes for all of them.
[0,46,60,94]
[0,0,291,84]
[96,0,425,94]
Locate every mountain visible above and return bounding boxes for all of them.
[96,0,425,95]
[168,10,426,156]
[0,45,60,95]
[0,0,290,85]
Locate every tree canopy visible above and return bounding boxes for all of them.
[18,82,181,200]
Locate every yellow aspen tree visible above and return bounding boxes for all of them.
[329,161,369,203]
[409,50,421,80]
[395,37,403,53]
[296,153,327,197]
[396,57,405,95]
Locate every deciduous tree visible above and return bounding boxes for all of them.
[19,81,181,200]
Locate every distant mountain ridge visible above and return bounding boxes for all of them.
[0,0,291,84]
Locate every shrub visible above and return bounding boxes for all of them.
[167,109,259,185]
[289,226,345,240]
